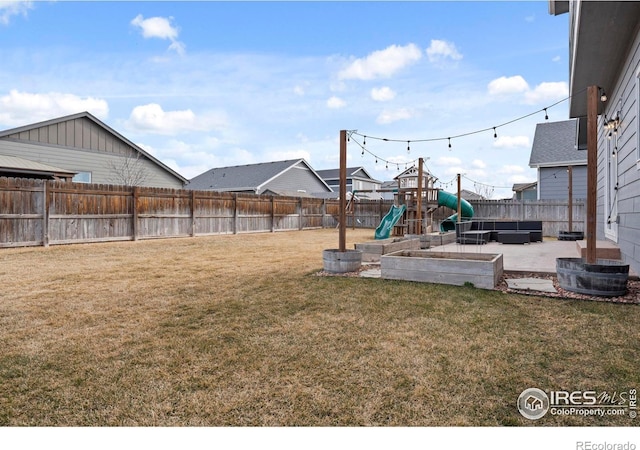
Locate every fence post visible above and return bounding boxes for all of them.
[299,197,304,230]
[42,181,49,247]
[191,190,196,237]
[233,193,238,234]
[132,186,139,241]
[321,198,327,228]
[271,196,275,232]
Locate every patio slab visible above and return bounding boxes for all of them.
[506,277,557,293]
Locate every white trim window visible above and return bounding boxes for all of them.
[72,171,92,183]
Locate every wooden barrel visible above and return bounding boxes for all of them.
[556,257,629,297]
[323,249,362,273]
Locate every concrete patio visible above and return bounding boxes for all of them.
[359,238,637,279]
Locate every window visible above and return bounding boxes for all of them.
[72,171,91,183]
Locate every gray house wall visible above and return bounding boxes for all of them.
[538,165,587,200]
[0,115,185,189]
[0,139,183,188]
[596,22,640,275]
[261,161,331,194]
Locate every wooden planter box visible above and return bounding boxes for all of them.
[355,237,421,262]
[381,250,503,290]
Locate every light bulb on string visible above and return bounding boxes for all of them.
[493,127,497,139]
[544,108,549,120]
[448,137,452,151]
[385,162,388,170]
[407,141,411,154]
[363,136,366,146]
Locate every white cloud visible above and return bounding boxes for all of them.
[338,43,422,81]
[435,156,462,166]
[426,39,462,64]
[293,85,305,96]
[326,96,346,109]
[0,90,109,126]
[131,14,185,55]
[376,108,413,124]
[488,75,530,96]
[472,159,487,169]
[524,81,569,104]
[371,86,396,102]
[552,55,561,63]
[126,103,227,135]
[492,135,531,149]
[0,0,32,25]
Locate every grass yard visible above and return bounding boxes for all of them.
[0,228,638,426]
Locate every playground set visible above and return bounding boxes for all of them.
[374,162,473,240]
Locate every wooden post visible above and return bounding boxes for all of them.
[586,86,598,263]
[191,190,196,237]
[457,173,462,223]
[132,186,139,241]
[42,181,49,247]
[339,130,347,252]
[233,193,238,234]
[568,165,573,233]
[416,157,424,235]
[299,197,304,231]
[271,196,275,232]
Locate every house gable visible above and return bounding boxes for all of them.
[0,112,187,187]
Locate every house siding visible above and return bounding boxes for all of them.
[539,165,587,200]
[596,23,640,275]
[0,139,183,189]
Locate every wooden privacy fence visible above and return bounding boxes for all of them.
[0,177,587,248]
[0,177,389,248]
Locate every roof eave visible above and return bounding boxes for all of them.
[567,1,640,118]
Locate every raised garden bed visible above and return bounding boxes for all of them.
[381,250,503,290]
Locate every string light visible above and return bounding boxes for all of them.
[407,141,411,153]
[448,137,451,150]
[348,88,580,150]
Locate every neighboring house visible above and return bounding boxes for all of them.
[551,0,640,274]
[0,112,187,188]
[380,180,397,201]
[529,119,587,200]
[512,182,538,201]
[459,189,485,202]
[186,159,332,196]
[316,166,382,200]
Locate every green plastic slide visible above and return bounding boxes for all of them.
[438,190,474,232]
[374,204,407,240]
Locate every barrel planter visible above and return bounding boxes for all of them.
[558,231,584,241]
[556,257,629,297]
[322,249,362,273]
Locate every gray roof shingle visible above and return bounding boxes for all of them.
[529,119,586,167]
[186,159,308,191]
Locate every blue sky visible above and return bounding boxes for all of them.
[0,1,570,198]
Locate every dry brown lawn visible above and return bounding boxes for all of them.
[0,228,638,426]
